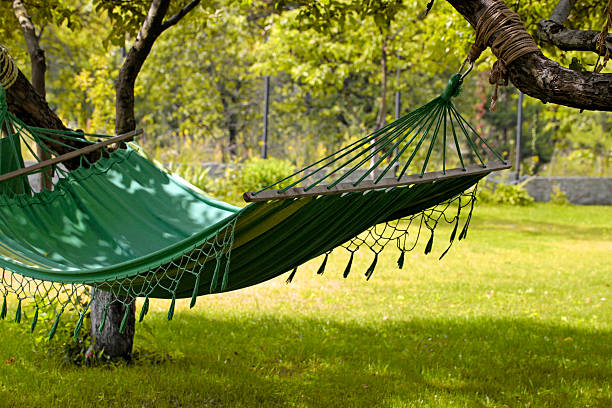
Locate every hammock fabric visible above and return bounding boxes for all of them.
[0,73,509,340]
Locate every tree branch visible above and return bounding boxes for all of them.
[549,0,576,25]
[13,0,54,188]
[445,0,612,111]
[115,0,202,134]
[538,19,612,55]
[5,70,91,170]
[12,0,46,98]
[115,0,171,134]
[161,0,200,32]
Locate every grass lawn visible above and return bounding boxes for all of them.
[0,203,610,407]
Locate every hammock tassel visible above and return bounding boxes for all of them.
[98,306,108,333]
[397,251,405,269]
[365,253,378,281]
[424,231,434,255]
[48,312,62,341]
[209,258,221,293]
[30,308,39,333]
[459,213,472,240]
[440,218,460,260]
[1,296,6,320]
[190,273,201,309]
[459,198,475,240]
[221,254,231,292]
[167,295,176,321]
[74,312,85,341]
[119,304,131,334]
[14,299,21,323]
[139,297,149,322]
[343,252,354,278]
[317,253,329,275]
[286,267,297,284]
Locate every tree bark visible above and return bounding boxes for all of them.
[92,0,201,360]
[549,0,577,25]
[90,290,135,360]
[445,0,612,111]
[538,20,612,55]
[4,70,91,170]
[12,0,53,189]
[115,0,201,134]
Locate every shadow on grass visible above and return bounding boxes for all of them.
[1,312,610,407]
[108,313,612,407]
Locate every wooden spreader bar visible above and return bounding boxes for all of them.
[243,161,511,202]
[0,129,143,183]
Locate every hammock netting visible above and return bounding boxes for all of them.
[0,71,509,340]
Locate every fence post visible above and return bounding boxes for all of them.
[262,75,270,159]
[394,66,401,120]
[515,90,523,180]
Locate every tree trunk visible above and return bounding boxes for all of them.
[90,290,135,360]
[91,0,201,360]
[12,0,53,190]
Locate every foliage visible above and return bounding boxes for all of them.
[1,0,609,179]
[230,156,294,192]
[550,184,569,205]
[211,156,295,204]
[478,181,534,206]
[0,203,610,406]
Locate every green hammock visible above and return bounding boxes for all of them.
[0,73,509,339]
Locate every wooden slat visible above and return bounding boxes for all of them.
[243,161,512,202]
[0,129,143,183]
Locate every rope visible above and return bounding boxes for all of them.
[594,0,611,73]
[0,46,18,90]
[467,1,541,111]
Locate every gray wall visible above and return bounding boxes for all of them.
[523,177,612,205]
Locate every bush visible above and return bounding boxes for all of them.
[478,182,534,206]
[549,184,569,205]
[169,163,213,193]
[170,157,296,205]
[231,157,295,193]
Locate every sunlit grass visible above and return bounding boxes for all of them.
[0,203,610,407]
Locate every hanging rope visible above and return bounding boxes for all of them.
[594,0,612,73]
[0,46,18,90]
[467,1,541,111]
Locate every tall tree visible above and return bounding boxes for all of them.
[89,0,202,359]
[2,0,202,359]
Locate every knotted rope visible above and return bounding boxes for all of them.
[0,46,18,90]
[467,1,541,111]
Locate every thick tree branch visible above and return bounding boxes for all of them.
[161,0,200,32]
[539,0,612,57]
[538,19,612,55]
[5,71,91,170]
[446,0,612,111]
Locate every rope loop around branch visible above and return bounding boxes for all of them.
[467,1,541,110]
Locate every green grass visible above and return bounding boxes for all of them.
[0,203,610,407]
